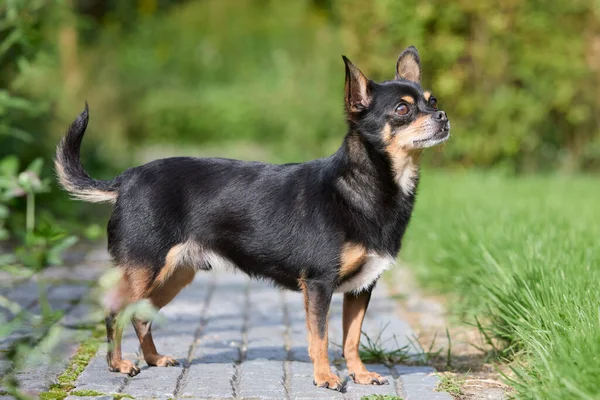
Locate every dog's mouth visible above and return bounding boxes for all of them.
[413,124,450,148]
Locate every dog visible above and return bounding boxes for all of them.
[55,46,449,391]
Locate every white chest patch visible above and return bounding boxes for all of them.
[396,162,418,195]
[335,254,395,294]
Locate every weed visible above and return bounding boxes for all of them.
[0,155,77,270]
[361,395,403,400]
[354,323,444,367]
[407,333,442,365]
[358,324,411,366]
[445,327,452,370]
[436,372,465,397]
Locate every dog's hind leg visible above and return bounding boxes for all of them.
[104,267,152,376]
[131,319,179,367]
[134,266,195,367]
[106,311,140,376]
[300,279,343,391]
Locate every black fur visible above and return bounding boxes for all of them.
[55,103,118,195]
[55,47,450,387]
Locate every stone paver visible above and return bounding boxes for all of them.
[0,245,109,396]
[69,267,449,400]
[1,247,451,399]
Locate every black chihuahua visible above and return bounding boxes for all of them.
[55,46,450,391]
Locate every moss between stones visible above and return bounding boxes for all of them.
[112,394,134,399]
[69,389,105,397]
[39,325,103,400]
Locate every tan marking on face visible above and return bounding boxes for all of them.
[382,120,427,194]
[401,95,415,104]
[339,243,367,279]
[424,91,431,101]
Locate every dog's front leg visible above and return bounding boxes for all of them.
[301,280,342,391]
[342,289,388,385]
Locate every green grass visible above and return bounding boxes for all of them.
[401,170,600,399]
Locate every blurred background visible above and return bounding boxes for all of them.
[2,3,600,398]
[1,0,599,263]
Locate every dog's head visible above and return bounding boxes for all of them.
[343,46,450,151]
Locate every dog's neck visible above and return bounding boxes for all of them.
[328,129,421,215]
[340,130,421,192]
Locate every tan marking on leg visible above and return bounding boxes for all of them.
[301,283,342,391]
[149,267,195,309]
[106,312,140,376]
[105,265,152,376]
[132,318,180,367]
[338,242,367,279]
[127,251,196,368]
[124,267,154,301]
[343,292,388,385]
[153,244,185,287]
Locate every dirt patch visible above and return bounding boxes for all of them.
[386,264,513,399]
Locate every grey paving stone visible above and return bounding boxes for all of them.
[64,268,450,400]
[40,263,107,282]
[12,327,88,391]
[2,281,45,315]
[85,247,111,262]
[179,363,235,399]
[341,363,398,400]
[26,283,89,318]
[287,361,344,400]
[179,274,244,398]
[238,359,285,399]
[74,346,126,394]
[245,283,286,361]
[61,301,103,328]
[122,366,182,399]
[395,366,452,400]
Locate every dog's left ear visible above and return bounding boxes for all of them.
[342,56,372,114]
[395,46,421,84]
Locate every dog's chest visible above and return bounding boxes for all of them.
[335,254,394,294]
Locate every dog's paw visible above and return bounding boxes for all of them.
[146,354,180,367]
[109,359,140,377]
[313,372,343,391]
[349,370,389,385]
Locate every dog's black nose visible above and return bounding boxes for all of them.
[433,111,447,121]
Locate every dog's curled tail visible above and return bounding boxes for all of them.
[55,104,119,204]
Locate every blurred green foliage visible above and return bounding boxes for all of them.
[1,0,599,218]
[76,0,600,171]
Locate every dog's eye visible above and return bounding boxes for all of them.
[430,97,438,109]
[395,104,410,116]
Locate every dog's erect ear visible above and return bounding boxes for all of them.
[343,56,371,114]
[395,46,421,83]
